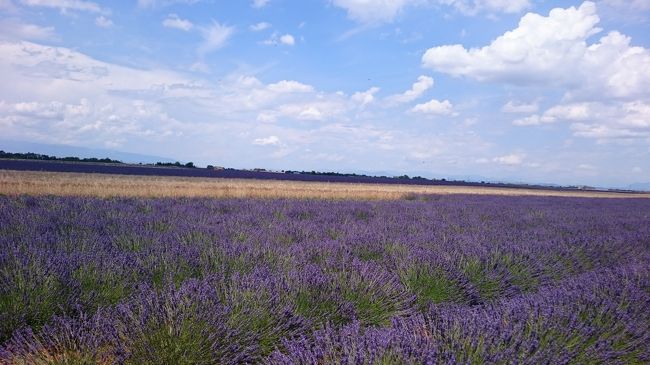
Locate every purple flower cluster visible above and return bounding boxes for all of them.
[0,195,648,363]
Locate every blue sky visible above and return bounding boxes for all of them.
[0,0,649,187]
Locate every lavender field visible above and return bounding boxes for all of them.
[0,194,649,364]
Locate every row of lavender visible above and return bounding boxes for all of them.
[0,195,648,363]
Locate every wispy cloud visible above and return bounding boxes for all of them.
[331,0,416,24]
[20,0,106,14]
[250,22,271,31]
[251,0,269,9]
[137,0,202,9]
[502,100,539,114]
[0,0,18,11]
[94,16,113,28]
[438,0,531,16]
[0,18,57,41]
[385,76,433,105]
[198,21,235,56]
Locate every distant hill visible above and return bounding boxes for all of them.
[0,140,175,164]
[627,182,650,192]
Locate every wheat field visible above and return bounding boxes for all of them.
[0,170,647,200]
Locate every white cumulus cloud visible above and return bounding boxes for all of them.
[385,75,434,105]
[513,115,548,126]
[493,153,525,166]
[0,40,443,166]
[261,32,296,46]
[352,87,380,108]
[411,98,454,116]
[423,2,601,83]
[280,34,295,46]
[515,101,650,140]
[266,80,313,93]
[422,2,650,100]
[514,103,593,126]
[253,135,280,146]
[0,40,209,147]
[163,14,193,31]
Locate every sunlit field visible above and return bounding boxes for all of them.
[2,170,648,200]
[1,192,648,363]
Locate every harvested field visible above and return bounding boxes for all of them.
[1,170,647,200]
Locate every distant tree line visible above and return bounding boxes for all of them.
[0,150,123,164]
[154,161,196,168]
[284,170,374,177]
[285,170,390,178]
[0,150,200,169]
[284,170,447,182]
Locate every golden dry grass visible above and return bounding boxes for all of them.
[0,169,647,200]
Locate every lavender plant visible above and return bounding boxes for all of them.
[0,194,648,364]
